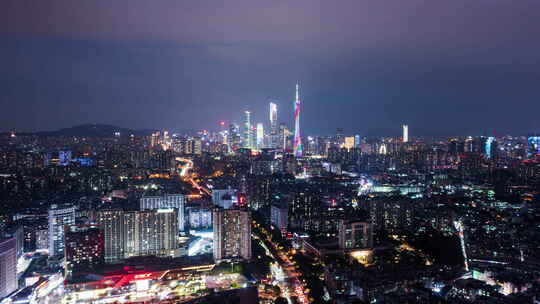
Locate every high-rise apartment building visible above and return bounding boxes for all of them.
[123,209,178,258]
[64,225,104,273]
[96,209,179,263]
[140,194,185,231]
[96,209,124,263]
[338,220,373,249]
[270,204,288,233]
[212,189,238,209]
[0,238,17,298]
[48,204,76,258]
[213,208,252,261]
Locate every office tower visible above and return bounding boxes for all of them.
[140,194,186,231]
[403,124,409,143]
[336,128,344,146]
[163,130,169,143]
[64,225,104,273]
[151,131,160,147]
[269,102,278,148]
[270,204,288,233]
[0,238,17,298]
[244,111,252,149]
[96,209,125,263]
[48,204,75,258]
[293,84,303,157]
[256,123,264,150]
[354,135,361,148]
[228,123,240,151]
[338,220,373,249]
[212,189,238,209]
[485,137,496,158]
[213,208,252,261]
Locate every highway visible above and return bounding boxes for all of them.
[176,157,212,196]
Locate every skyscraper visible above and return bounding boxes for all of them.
[279,123,289,150]
[228,123,240,152]
[256,123,264,150]
[244,111,252,149]
[0,238,16,298]
[213,208,252,261]
[403,124,409,143]
[269,102,278,148]
[48,204,76,258]
[293,84,303,157]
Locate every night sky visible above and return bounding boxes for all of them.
[1,1,539,136]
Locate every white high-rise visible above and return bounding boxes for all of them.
[140,194,185,231]
[403,124,409,143]
[269,102,278,148]
[256,123,264,150]
[48,204,76,257]
[244,111,252,149]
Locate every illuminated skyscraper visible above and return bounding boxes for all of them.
[256,123,264,149]
[48,204,76,257]
[228,123,240,151]
[293,84,302,157]
[269,102,278,148]
[244,111,252,149]
[403,124,409,143]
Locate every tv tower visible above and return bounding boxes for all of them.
[293,83,303,157]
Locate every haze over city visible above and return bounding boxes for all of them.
[1,1,540,135]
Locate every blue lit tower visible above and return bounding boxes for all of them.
[293,84,303,157]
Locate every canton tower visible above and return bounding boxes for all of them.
[293,83,303,157]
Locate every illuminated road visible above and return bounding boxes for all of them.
[176,157,212,196]
[253,230,309,304]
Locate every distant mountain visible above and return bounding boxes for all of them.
[35,124,155,137]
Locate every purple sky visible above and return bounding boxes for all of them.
[1,0,539,135]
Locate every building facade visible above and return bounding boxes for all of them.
[0,238,17,298]
[48,204,76,257]
[140,194,186,231]
[213,208,251,261]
